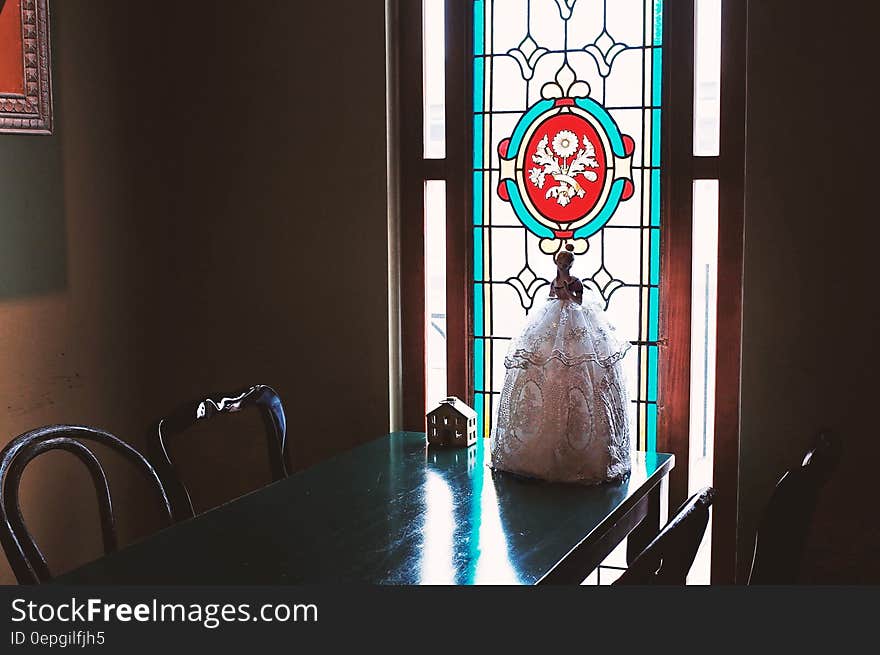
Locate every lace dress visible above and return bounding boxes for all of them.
[489,287,632,484]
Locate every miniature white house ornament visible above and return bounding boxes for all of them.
[426,397,477,448]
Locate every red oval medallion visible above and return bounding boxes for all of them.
[523,113,607,225]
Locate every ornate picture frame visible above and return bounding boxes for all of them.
[0,0,52,134]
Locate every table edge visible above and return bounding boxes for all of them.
[535,452,675,584]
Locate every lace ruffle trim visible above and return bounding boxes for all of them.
[504,341,632,370]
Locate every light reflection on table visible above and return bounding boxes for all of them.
[55,432,672,585]
[415,437,521,584]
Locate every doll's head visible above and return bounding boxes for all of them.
[555,244,575,272]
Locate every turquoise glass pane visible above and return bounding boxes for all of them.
[474,390,486,441]
[473,173,483,226]
[473,283,483,336]
[651,168,661,226]
[472,115,483,170]
[651,109,662,167]
[654,0,664,46]
[648,345,659,401]
[473,0,484,56]
[650,228,661,284]
[653,47,663,106]
[647,404,658,452]
[649,287,660,341]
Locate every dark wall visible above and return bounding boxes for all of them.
[0,0,389,584]
[738,0,878,581]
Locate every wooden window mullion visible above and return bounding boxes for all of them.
[658,0,695,519]
[711,0,747,585]
[444,0,472,406]
[398,0,428,430]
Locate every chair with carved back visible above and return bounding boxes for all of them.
[0,425,174,584]
[614,486,716,585]
[152,384,288,523]
[747,431,842,585]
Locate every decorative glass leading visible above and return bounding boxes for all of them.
[473,0,663,451]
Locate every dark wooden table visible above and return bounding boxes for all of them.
[56,432,674,585]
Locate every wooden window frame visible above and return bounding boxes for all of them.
[390,0,745,584]
[393,0,472,431]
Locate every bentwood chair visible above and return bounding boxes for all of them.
[0,425,174,584]
[747,431,842,584]
[152,384,288,522]
[614,486,716,585]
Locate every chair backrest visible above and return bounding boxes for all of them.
[153,384,288,522]
[747,431,842,585]
[0,425,174,584]
[615,487,716,585]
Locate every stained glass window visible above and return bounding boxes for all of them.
[472,0,664,451]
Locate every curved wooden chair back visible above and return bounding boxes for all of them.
[748,431,842,585]
[615,486,716,585]
[0,425,174,584]
[154,384,288,522]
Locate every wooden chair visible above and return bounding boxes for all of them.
[0,425,173,584]
[614,486,716,585]
[153,384,288,522]
[747,431,842,585]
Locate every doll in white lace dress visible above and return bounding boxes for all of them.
[490,245,632,484]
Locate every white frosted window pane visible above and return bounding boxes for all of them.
[491,56,529,112]
[566,0,604,48]
[423,0,446,158]
[491,283,528,341]
[603,285,639,344]
[687,180,719,584]
[603,228,641,284]
[604,48,645,108]
[489,171,523,227]
[491,0,528,54]
[425,181,447,411]
[605,0,649,46]
[489,227,523,281]
[608,108,643,164]
[490,114,520,169]
[529,0,565,51]
[693,0,722,156]
[607,175,643,227]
